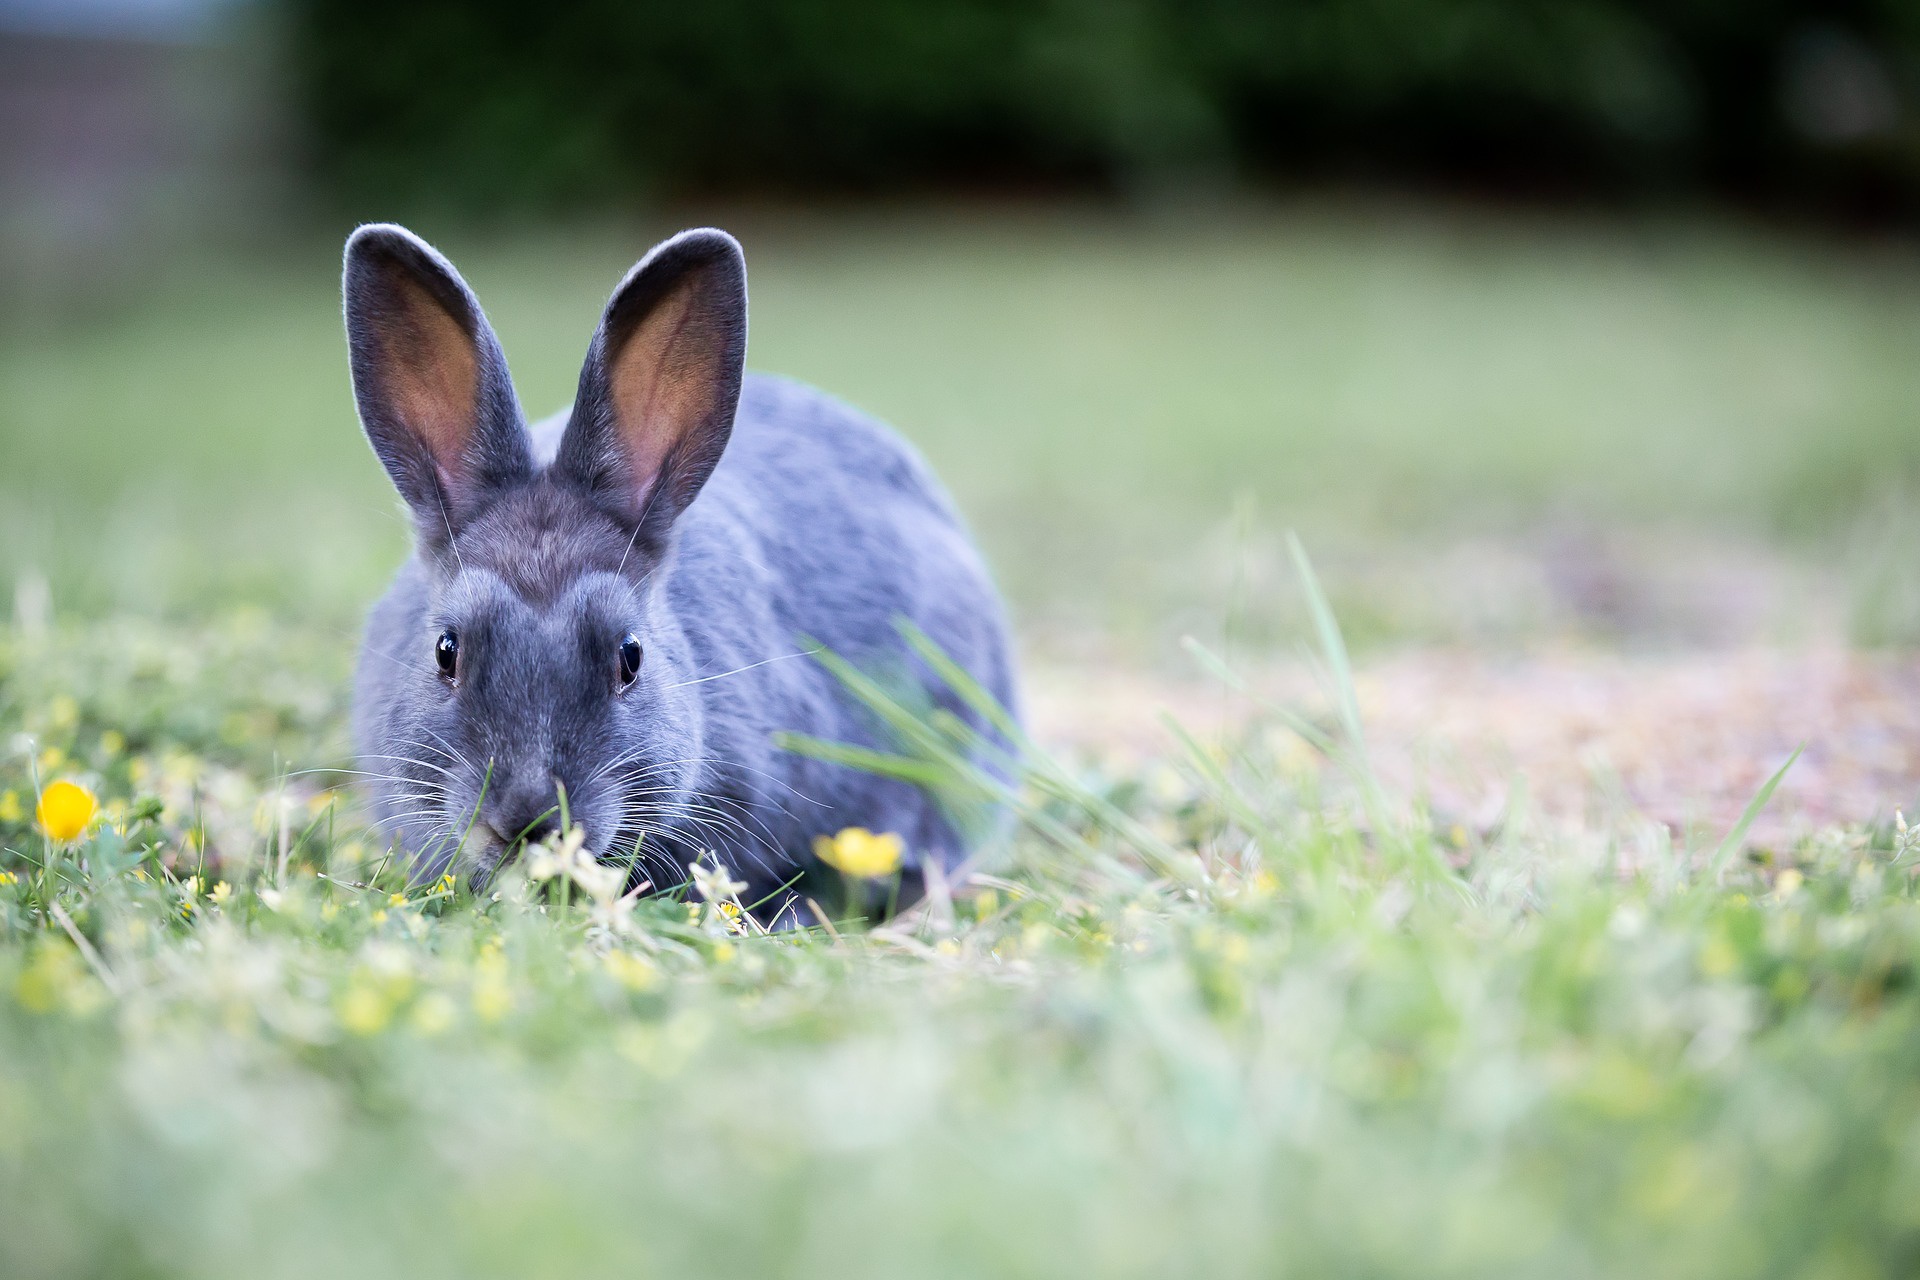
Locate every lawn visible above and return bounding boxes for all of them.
[8,204,1920,639]
[3,204,1920,1277]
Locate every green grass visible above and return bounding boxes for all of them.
[7,205,1920,639]
[2,597,1918,1278]
[6,205,1920,1276]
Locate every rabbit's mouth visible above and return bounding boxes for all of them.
[460,820,618,893]
[456,838,502,892]
[462,826,528,892]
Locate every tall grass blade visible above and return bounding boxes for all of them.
[1708,743,1803,879]
[1287,532,1367,766]
[787,625,1184,876]
[1286,533,1394,839]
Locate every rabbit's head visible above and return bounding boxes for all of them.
[344,224,746,881]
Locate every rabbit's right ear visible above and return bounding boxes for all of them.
[342,224,531,537]
[553,229,747,552]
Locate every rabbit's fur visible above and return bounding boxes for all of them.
[344,224,1017,916]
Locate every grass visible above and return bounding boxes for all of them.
[5,204,1920,1275]
[3,589,1919,1278]
[8,204,1920,641]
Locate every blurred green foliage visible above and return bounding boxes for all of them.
[296,0,1920,215]
[3,606,1920,1278]
[6,208,1920,645]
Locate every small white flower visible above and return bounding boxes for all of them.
[690,855,745,904]
[571,860,624,906]
[524,825,587,883]
[525,825,629,906]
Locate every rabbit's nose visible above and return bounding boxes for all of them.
[487,787,563,847]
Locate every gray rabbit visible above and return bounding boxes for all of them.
[343,224,1018,917]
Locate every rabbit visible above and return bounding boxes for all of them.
[342,223,1019,919]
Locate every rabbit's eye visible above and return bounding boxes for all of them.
[435,629,459,682]
[617,633,643,687]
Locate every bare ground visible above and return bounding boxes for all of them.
[1026,646,1920,849]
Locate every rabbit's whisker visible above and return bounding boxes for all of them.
[394,735,463,766]
[662,651,810,691]
[416,730,481,774]
[607,752,828,811]
[328,767,440,785]
[621,791,782,876]
[361,752,464,782]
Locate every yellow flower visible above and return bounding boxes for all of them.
[472,978,512,1023]
[36,781,97,842]
[472,948,512,1022]
[812,827,904,878]
[0,872,16,887]
[337,984,391,1035]
[208,881,233,906]
[410,992,456,1035]
[388,892,407,907]
[0,791,21,824]
[1698,935,1739,978]
[15,943,92,1015]
[602,950,661,992]
[99,730,125,757]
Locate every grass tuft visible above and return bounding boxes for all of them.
[0,605,1915,1278]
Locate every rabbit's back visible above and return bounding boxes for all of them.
[539,372,1018,880]
[533,372,1005,692]
[532,373,959,530]
[715,373,1011,691]
[682,370,1017,738]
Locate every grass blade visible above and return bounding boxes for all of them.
[1708,743,1803,879]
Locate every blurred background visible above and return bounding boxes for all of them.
[6,0,1920,664]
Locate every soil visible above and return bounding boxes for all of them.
[1026,647,1920,848]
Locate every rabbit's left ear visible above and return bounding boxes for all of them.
[343,224,531,536]
[553,229,747,547]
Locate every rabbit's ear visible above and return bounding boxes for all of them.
[343,224,531,532]
[554,229,746,545]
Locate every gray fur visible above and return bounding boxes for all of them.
[343,223,1019,916]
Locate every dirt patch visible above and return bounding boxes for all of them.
[1026,647,1920,846]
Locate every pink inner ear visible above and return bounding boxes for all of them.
[378,275,481,491]
[605,274,711,504]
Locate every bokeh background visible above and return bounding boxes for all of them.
[7,0,1920,662]
[16,11,1920,1274]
